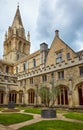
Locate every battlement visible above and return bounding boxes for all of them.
[18,55,83,80]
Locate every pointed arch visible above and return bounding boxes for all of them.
[18,90,23,103]
[28,89,35,104]
[57,85,68,105]
[75,82,83,105]
[0,90,4,104]
[9,90,17,103]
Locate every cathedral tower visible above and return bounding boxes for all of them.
[3,5,30,62]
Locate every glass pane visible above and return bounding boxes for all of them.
[80,67,83,75]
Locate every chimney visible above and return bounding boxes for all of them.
[55,30,59,37]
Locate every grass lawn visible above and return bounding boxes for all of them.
[64,112,83,121]
[0,107,4,111]
[56,109,67,113]
[17,106,28,110]
[17,107,67,114]
[0,113,33,125]
[19,120,83,130]
[17,106,41,114]
[24,107,41,114]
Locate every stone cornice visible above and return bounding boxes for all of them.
[0,72,17,78]
[0,81,18,86]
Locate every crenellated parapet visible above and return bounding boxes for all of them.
[18,55,83,80]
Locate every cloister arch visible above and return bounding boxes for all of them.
[75,82,83,105]
[9,90,17,103]
[57,85,68,105]
[18,90,23,103]
[0,90,4,104]
[28,89,35,104]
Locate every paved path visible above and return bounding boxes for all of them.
[0,124,14,130]
[8,112,43,130]
[0,111,83,130]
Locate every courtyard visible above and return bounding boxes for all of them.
[0,107,83,130]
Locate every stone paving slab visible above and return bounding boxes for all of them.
[0,124,14,130]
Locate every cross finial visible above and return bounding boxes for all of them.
[17,2,19,8]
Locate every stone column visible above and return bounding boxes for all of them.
[24,91,28,105]
[23,87,26,105]
[63,89,65,105]
[37,95,41,105]
[60,90,61,105]
[5,86,10,105]
[3,93,8,105]
[69,79,73,107]
[74,88,79,106]
[16,93,19,104]
[34,94,37,105]
[34,85,39,106]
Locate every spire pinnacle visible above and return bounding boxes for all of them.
[12,5,23,29]
[11,5,26,39]
[27,31,30,42]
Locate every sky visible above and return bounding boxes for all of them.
[0,0,83,58]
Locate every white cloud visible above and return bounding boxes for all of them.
[72,29,83,51]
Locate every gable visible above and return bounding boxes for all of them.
[46,35,76,66]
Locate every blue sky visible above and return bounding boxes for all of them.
[0,0,83,58]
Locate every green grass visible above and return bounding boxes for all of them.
[17,106,28,110]
[17,106,41,114]
[0,107,4,111]
[24,107,41,114]
[19,120,83,130]
[0,113,33,125]
[17,107,67,114]
[56,109,67,113]
[64,112,83,121]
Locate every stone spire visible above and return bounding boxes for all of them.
[12,5,23,29]
[8,5,26,39]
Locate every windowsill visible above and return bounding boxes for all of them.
[67,58,71,60]
[57,78,64,80]
[42,81,47,82]
[56,60,65,64]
